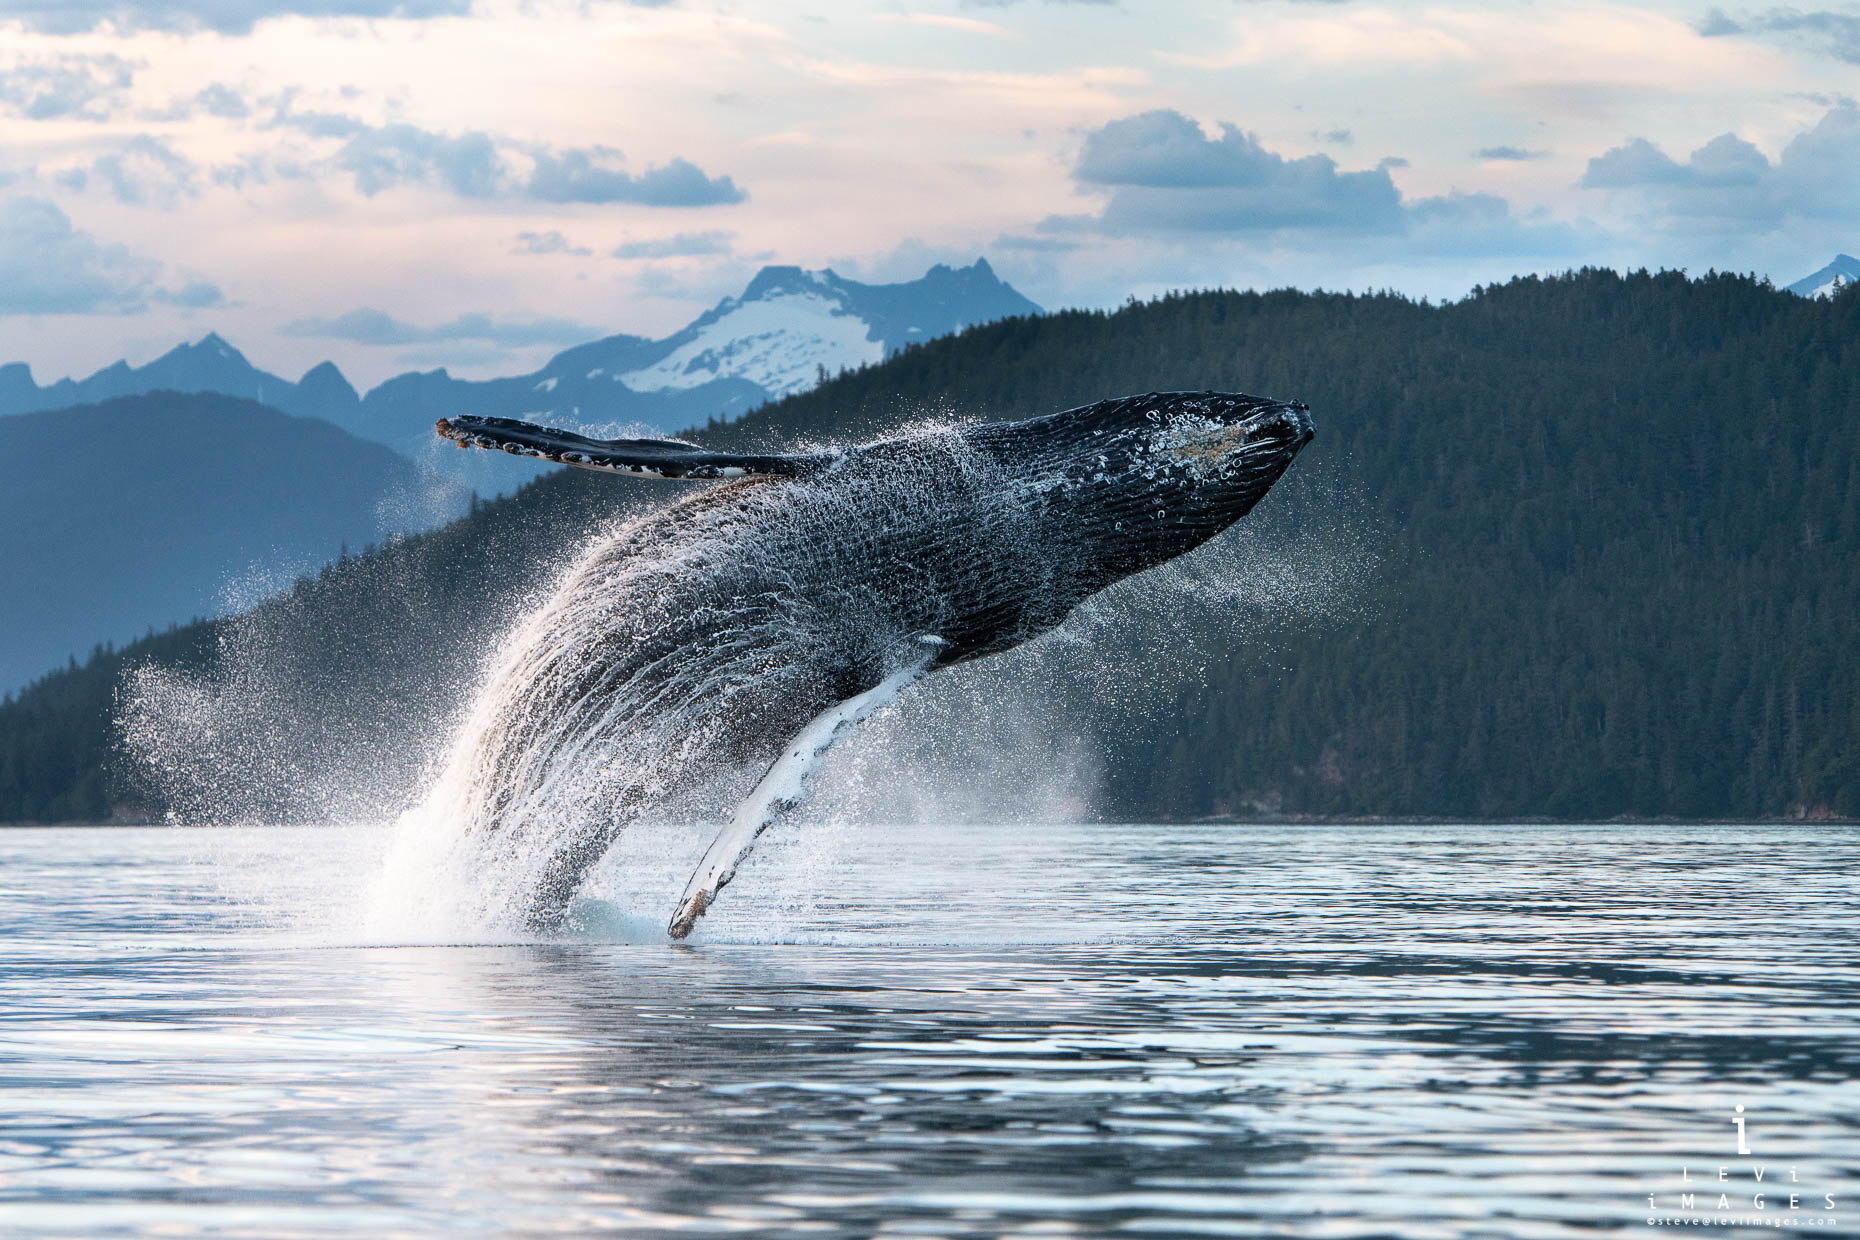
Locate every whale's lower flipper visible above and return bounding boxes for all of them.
[436,415,834,479]
[666,636,947,939]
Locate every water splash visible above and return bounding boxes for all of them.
[368,427,1019,939]
[123,404,1373,946]
[368,425,1372,942]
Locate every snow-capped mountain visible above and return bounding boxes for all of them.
[619,272,885,399]
[499,258,1040,412]
[0,258,1042,495]
[616,261,1041,399]
[1784,254,1860,298]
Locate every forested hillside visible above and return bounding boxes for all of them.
[3,268,1855,823]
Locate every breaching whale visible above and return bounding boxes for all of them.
[429,391,1312,938]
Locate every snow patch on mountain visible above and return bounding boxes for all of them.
[1784,254,1859,299]
[619,289,886,399]
[1799,272,1851,299]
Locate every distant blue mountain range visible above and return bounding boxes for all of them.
[0,259,1041,692]
[0,259,1041,496]
[0,392,469,697]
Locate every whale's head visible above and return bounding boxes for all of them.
[984,390,1313,587]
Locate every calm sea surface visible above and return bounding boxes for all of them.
[0,823,1855,1238]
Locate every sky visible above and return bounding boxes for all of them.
[0,0,1855,389]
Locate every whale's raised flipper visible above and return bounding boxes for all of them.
[436,415,834,480]
[666,636,947,940]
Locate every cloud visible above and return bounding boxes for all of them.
[283,307,605,347]
[1475,145,1548,161]
[1403,191,1587,258]
[266,108,746,207]
[0,196,157,314]
[1062,109,1403,234]
[513,229,591,256]
[611,230,734,258]
[266,107,499,195]
[89,134,198,205]
[0,53,137,120]
[993,234,1082,253]
[1580,107,1860,226]
[208,153,291,189]
[334,122,503,197]
[526,147,746,206]
[149,82,249,121]
[153,279,227,307]
[886,12,1015,37]
[271,106,368,140]
[1582,134,1765,188]
[0,0,471,36]
[1045,109,1587,270]
[1700,8,1860,63]
[54,135,199,205]
[195,83,249,119]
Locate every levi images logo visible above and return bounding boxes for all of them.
[1643,1105,1839,1229]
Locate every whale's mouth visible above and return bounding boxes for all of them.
[1247,402,1315,449]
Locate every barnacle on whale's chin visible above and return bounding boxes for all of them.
[1150,419,1275,481]
[1167,420,1256,464]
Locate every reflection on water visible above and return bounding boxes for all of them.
[0,824,1855,1237]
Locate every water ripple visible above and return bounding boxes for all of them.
[0,823,1855,1237]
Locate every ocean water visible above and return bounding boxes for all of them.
[0,823,1854,1238]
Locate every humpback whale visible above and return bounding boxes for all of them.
[428,391,1312,937]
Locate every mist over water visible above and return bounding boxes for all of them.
[118,597,465,830]
[115,510,587,831]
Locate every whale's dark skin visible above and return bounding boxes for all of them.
[431,392,1312,934]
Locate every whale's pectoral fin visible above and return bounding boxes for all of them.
[666,636,947,940]
[436,415,834,480]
